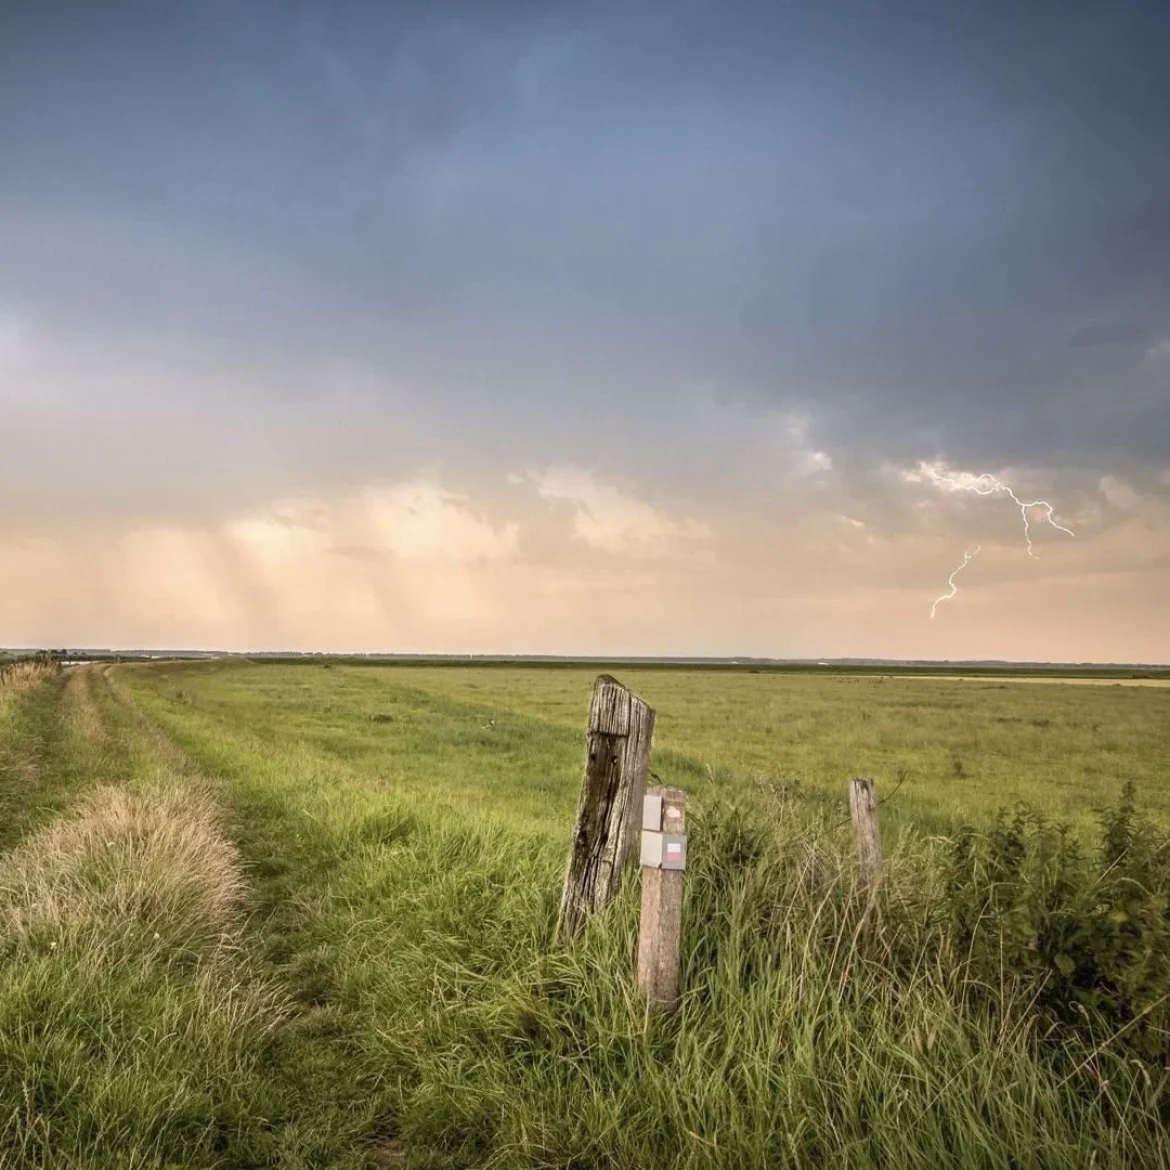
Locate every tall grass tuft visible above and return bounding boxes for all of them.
[0,658,59,696]
[0,783,288,1168]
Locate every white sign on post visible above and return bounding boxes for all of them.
[641,829,664,868]
[641,792,686,871]
[642,793,663,832]
[661,834,686,870]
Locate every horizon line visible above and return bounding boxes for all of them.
[5,648,1169,671]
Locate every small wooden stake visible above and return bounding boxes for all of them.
[637,785,686,1010]
[849,776,882,882]
[557,675,655,941]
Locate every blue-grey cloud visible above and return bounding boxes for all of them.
[2,0,1168,505]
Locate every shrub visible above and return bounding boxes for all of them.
[944,783,1170,1059]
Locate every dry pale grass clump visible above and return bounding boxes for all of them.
[0,782,246,958]
[0,659,58,696]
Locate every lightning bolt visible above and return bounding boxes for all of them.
[918,465,1075,558]
[909,461,1076,618]
[930,545,981,619]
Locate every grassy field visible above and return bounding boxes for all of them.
[2,659,1169,1168]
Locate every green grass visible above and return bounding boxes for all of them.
[138,660,1170,831]
[1,660,1169,1167]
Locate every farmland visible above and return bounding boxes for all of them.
[2,660,1170,1168]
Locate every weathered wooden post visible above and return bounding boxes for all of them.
[636,785,687,1010]
[849,776,882,883]
[557,675,656,941]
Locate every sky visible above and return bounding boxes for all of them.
[2,0,1168,662]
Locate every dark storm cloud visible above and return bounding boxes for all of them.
[699,0,1170,467]
[2,0,1168,486]
[1067,325,1151,350]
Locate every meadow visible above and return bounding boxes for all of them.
[1,659,1169,1168]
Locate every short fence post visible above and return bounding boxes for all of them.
[637,785,687,1010]
[849,777,882,883]
[557,675,656,941]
